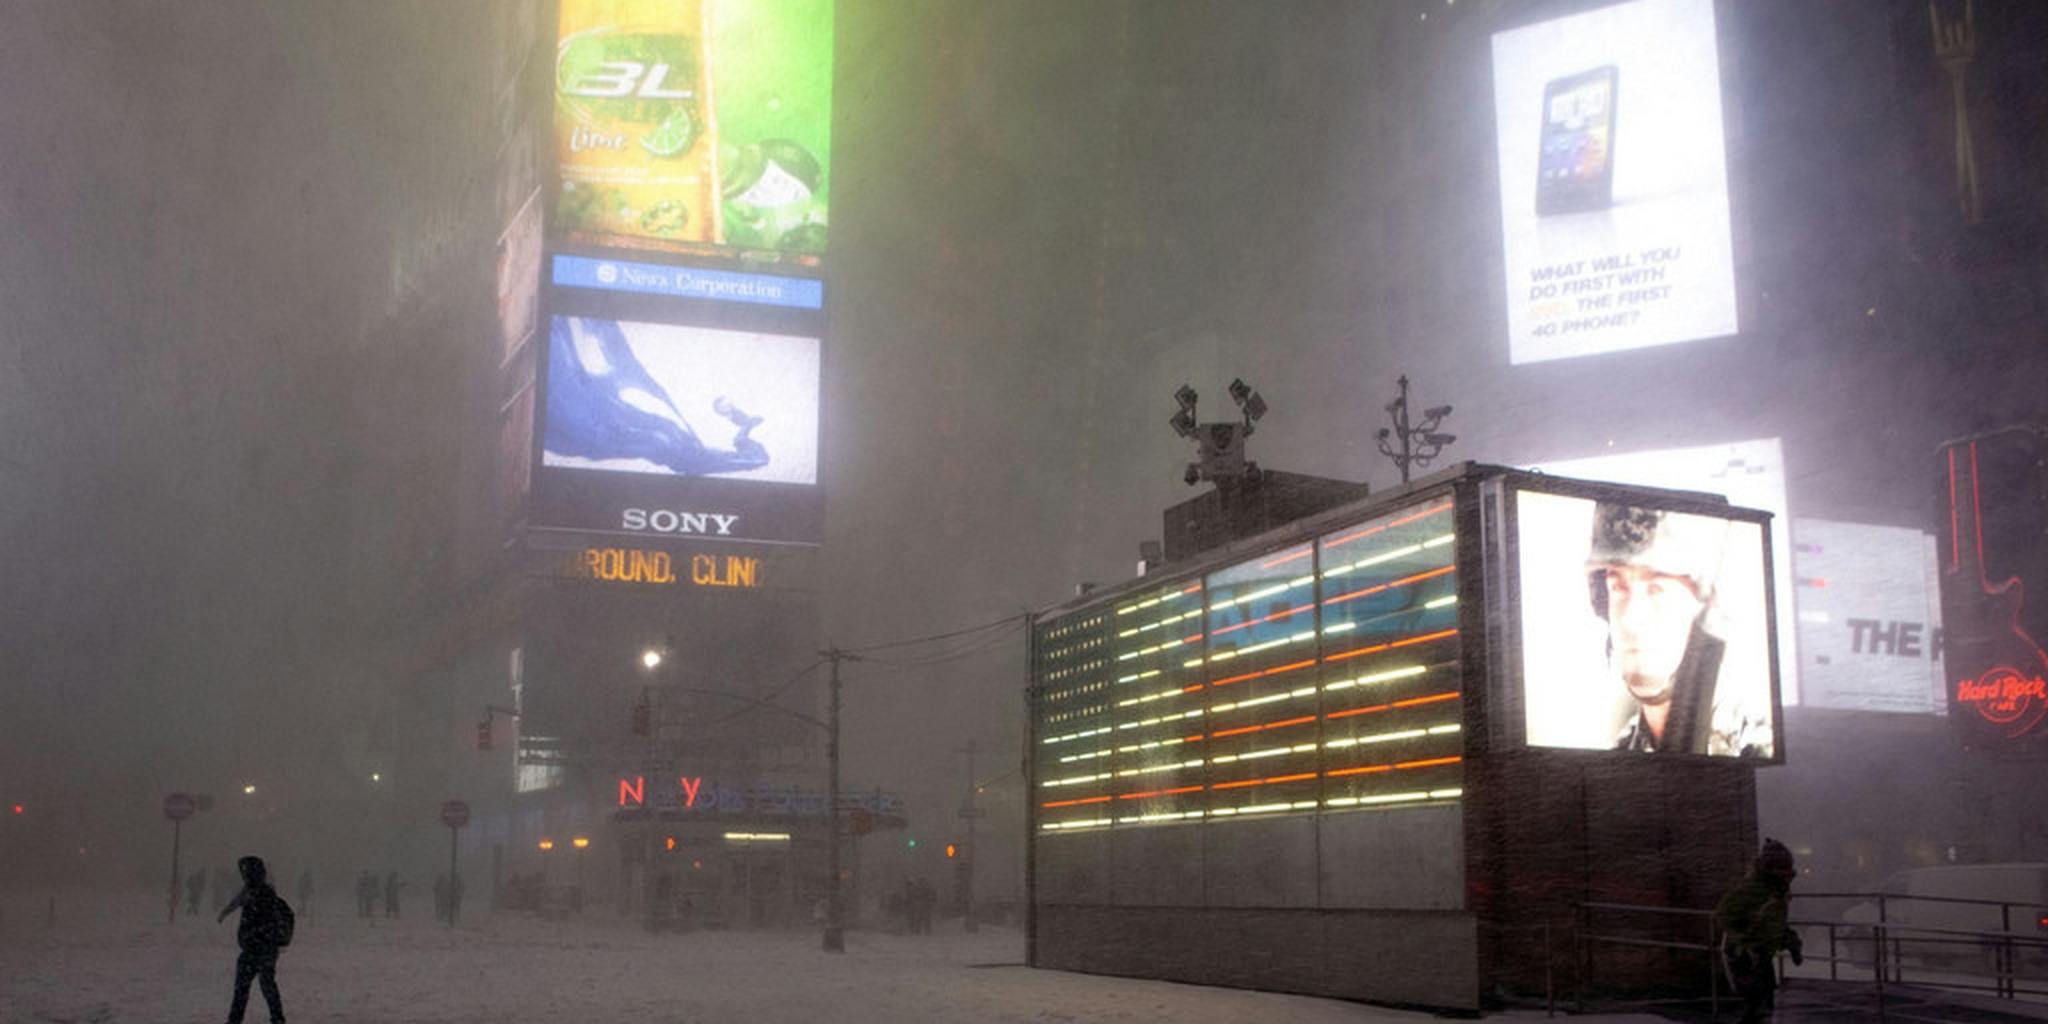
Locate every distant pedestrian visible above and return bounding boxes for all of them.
[296,867,314,925]
[1717,838,1804,1024]
[911,877,936,935]
[356,870,377,922]
[216,855,293,1024]
[886,885,906,934]
[383,870,404,919]
[186,869,206,916]
[447,872,465,926]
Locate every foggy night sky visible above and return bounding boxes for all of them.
[1,0,2044,882]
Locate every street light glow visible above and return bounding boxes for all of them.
[538,838,555,851]
[371,772,381,782]
[242,784,256,795]
[641,649,663,670]
[572,836,590,849]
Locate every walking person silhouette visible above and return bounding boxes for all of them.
[217,855,294,1024]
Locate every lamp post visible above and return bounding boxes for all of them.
[819,647,860,953]
[571,836,589,913]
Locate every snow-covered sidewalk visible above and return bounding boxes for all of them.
[2,890,1664,1023]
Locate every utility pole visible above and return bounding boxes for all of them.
[955,739,981,933]
[819,647,860,953]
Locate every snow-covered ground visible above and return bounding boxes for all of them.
[1,889,1667,1023]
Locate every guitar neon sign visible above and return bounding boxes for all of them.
[1945,439,2048,740]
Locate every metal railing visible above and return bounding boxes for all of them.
[1791,890,2048,1004]
[1478,919,1560,1017]
[1572,893,2048,1021]
[1575,901,1722,1018]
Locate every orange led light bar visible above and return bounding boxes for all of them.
[1260,547,1314,569]
[1209,601,1315,639]
[1324,628,1458,664]
[1321,501,1453,550]
[1117,785,1204,801]
[1325,690,1461,720]
[1041,794,1114,809]
[1210,657,1316,689]
[1321,565,1455,608]
[1209,714,1317,739]
[1213,771,1319,791]
[1327,754,1463,778]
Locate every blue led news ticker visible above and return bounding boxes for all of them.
[552,255,824,310]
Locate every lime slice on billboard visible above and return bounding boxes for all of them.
[640,199,689,235]
[723,140,822,206]
[640,107,698,157]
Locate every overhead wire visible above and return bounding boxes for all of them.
[857,619,1028,669]
[684,657,827,732]
[840,611,1027,655]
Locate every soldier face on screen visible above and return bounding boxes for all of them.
[1600,563,1706,704]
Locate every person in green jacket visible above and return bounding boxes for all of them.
[1716,838,1804,1023]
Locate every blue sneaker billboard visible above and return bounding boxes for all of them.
[529,265,825,545]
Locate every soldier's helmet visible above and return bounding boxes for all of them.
[1756,837,1795,879]
[1585,502,1730,620]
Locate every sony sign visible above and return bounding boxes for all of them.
[622,508,739,536]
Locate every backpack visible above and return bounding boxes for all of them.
[257,891,296,948]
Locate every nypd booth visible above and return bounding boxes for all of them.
[1025,463,1785,1011]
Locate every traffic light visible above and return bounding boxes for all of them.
[631,700,651,736]
[475,720,492,751]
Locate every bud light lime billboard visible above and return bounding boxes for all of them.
[554,0,833,268]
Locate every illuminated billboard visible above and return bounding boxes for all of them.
[554,0,833,266]
[1491,0,1737,363]
[532,313,822,544]
[1791,519,1945,715]
[1518,489,1777,758]
[1530,439,1799,703]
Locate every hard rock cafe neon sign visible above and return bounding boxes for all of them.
[1955,667,2048,729]
[1944,438,2048,740]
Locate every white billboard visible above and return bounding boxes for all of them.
[1491,0,1738,364]
[1792,519,1946,714]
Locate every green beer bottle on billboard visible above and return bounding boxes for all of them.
[555,0,832,265]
